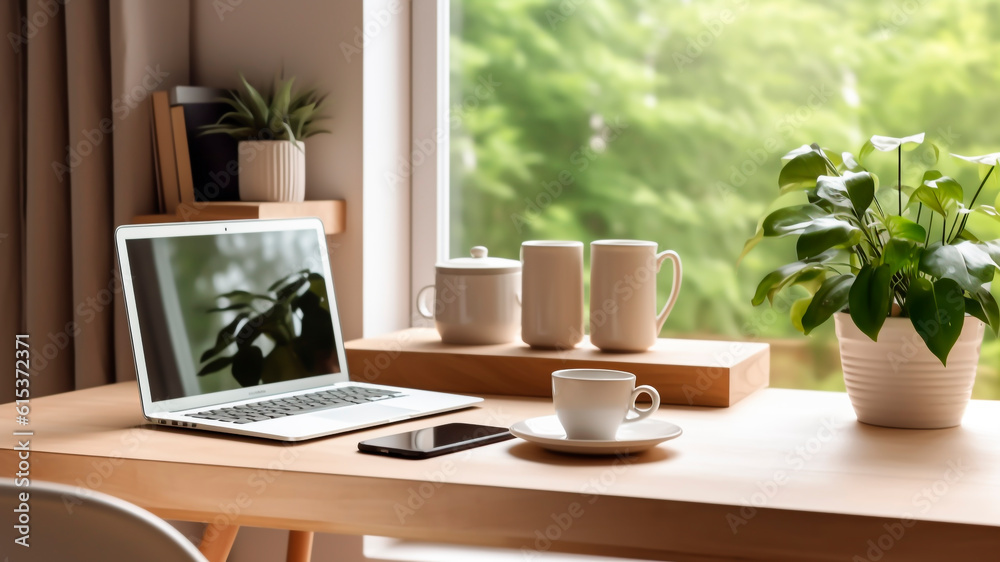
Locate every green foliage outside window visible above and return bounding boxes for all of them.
[449,0,1000,397]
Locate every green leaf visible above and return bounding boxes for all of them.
[979,164,1000,190]
[908,172,963,216]
[779,151,829,193]
[844,171,876,214]
[291,87,319,108]
[240,74,271,130]
[761,204,829,237]
[858,139,875,164]
[271,75,294,119]
[868,133,926,152]
[881,238,921,274]
[980,241,1000,268]
[790,296,812,334]
[290,102,316,139]
[795,218,863,260]
[916,142,941,166]
[751,250,836,306]
[815,171,875,215]
[737,226,763,266]
[965,297,987,324]
[848,264,893,341]
[971,284,999,336]
[281,121,298,144]
[303,127,332,138]
[906,278,965,365]
[952,230,980,243]
[842,152,862,172]
[197,355,235,377]
[814,175,852,210]
[820,147,843,170]
[215,111,255,127]
[791,268,827,294]
[919,241,997,292]
[883,216,926,242]
[801,274,854,335]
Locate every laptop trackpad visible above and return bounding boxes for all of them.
[317,404,418,424]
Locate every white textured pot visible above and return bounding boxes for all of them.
[238,140,306,202]
[834,312,984,429]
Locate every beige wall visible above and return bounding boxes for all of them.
[191,0,368,340]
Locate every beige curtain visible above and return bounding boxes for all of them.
[1,0,190,401]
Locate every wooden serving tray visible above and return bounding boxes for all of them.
[345,328,769,407]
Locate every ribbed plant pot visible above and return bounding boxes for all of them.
[238,140,306,202]
[834,312,984,429]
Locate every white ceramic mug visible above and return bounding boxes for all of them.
[552,369,660,440]
[521,241,584,350]
[416,246,522,345]
[589,240,682,352]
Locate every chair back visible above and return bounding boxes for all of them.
[0,478,207,562]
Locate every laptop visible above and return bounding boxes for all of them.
[115,218,482,441]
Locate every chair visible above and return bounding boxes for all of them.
[0,478,207,562]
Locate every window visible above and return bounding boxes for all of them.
[437,0,1000,398]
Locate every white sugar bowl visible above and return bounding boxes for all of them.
[417,246,521,344]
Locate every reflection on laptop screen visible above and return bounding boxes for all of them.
[125,229,341,402]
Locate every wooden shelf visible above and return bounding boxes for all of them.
[133,200,346,235]
[345,328,770,407]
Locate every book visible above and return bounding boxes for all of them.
[170,106,196,205]
[149,118,163,213]
[169,86,241,201]
[150,91,180,213]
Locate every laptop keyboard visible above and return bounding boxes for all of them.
[187,386,406,424]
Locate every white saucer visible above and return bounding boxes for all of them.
[509,415,682,455]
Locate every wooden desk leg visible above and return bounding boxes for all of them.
[286,530,314,562]
[198,524,240,562]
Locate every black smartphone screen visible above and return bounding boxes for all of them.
[358,423,513,459]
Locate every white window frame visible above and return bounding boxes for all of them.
[409,0,450,327]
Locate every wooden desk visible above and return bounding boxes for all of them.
[2,383,998,561]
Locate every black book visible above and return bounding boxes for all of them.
[170,86,240,202]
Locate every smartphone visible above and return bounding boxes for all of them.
[358,422,514,459]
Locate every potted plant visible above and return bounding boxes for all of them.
[743,133,1000,428]
[200,74,329,202]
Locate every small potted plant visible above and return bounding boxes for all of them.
[744,133,999,428]
[200,74,329,202]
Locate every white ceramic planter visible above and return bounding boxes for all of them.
[834,312,985,429]
[238,140,306,202]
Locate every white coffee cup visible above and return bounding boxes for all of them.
[552,369,660,440]
[589,240,682,352]
[521,241,584,350]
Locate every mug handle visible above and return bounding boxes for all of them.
[654,250,683,334]
[624,385,660,423]
[416,285,436,319]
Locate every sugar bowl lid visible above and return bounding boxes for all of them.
[435,246,521,275]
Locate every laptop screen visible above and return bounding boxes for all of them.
[124,228,341,402]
